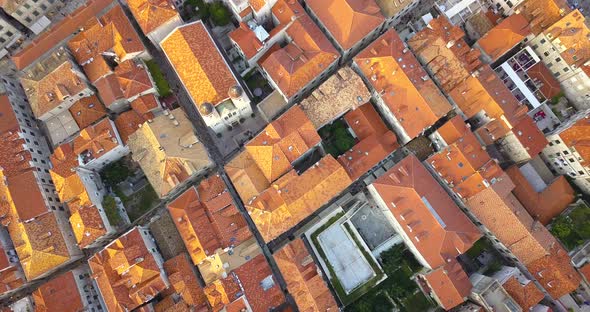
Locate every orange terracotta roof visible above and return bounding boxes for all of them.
[427,131,504,199]
[344,102,389,140]
[249,0,268,12]
[131,93,159,116]
[163,254,209,310]
[227,106,321,201]
[161,21,237,107]
[371,155,481,269]
[449,66,528,123]
[526,244,581,299]
[73,118,120,162]
[560,116,590,163]
[506,166,574,224]
[7,171,49,221]
[408,17,482,92]
[0,95,35,178]
[466,186,554,265]
[68,5,144,66]
[271,0,304,25]
[247,155,352,242]
[512,116,548,157]
[306,0,384,50]
[229,23,263,60]
[115,59,154,100]
[69,200,107,248]
[32,271,84,312]
[260,15,339,98]
[20,60,89,119]
[502,276,544,310]
[517,0,571,35]
[94,74,125,108]
[11,0,114,70]
[338,132,398,180]
[437,115,469,145]
[274,239,338,311]
[477,14,531,62]
[231,254,285,312]
[0,266,24,293]
[579,263,590,282]
[50,165,85,204]
[544,10,590,70]
[421,259,471,310]
[114,110,151,145]
[88,227,168,312]
[128,0,180,35]
[68,95,107,129]
[355,29,452,139]
[526,62,562,99]
[167,176,251,265]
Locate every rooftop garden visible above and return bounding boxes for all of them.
[319,119,357,158]
[551,201,590,250]
[347,244,433,312]
[145,60,172,97]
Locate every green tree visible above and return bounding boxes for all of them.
[100,161,131,185]
[102,195,122,226]
[209,2,231,26]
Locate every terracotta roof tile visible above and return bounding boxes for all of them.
[68,5,144,66]
[344,102,389,140]
[408,17,482,92]
[20,60,89,119]
[32,271,84,312]
[0,266,24,293]
[229,23,263,60]
[274,239,338,311]
[88,227,168,311]
[161,21,237,106]
[94,74,125,108]
[543,10,590,70]
[260,15,339,99]
[167,176,252,265]
[114,110,151,145]
[115,59,155,100]
[338,132,398,180]
[371,155,481,269]
[68,95,107,129]
[356,29,452,139]
[7,171,49,221]
[247,155,352,242]
[421,259,471,310]
[69,198,107,248]
[428,130,504,199]
[249,0,268,12]
[228,106,321,201]
[130,93,159,116]
[128,0,180,35]
[0,95,35,177]
[11,0,114,70]
[505,165,574,224]
[306,0,384,50]
[560,116,590,163]
[502,276,544,310]
[579,263,590,282]
[526,244,581,299]
[476,14,531,62]
[436,115,469,145]
[512,116,548,157]
[517,0,571,35]
[163,253,209,310]
[73,118,121,163]
[300,67,371,128]
[231,254,285,312]
[526,62,562,99]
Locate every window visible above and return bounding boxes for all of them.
[570,158,575,163]
[556,57,562,62]
[579,171,584,175]
[564,150,569,155]
[544,51,550,57]
[540,38,546,44]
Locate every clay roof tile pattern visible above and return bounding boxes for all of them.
[544,10,590,72]
[371,155,481,269]
[422,259,472,310]
[161,21,237,107]
[231,254,286,312]
[517,0,571,35]
[114,110,151,145]
[72,118,120,162]
[88,227,168,312]
[229,23,264,60]
[356,29,452,139]
[32,271,84,312]
[560,116,590,163]
[502,276,544,311]
[476,14,531,62]
[68,95,107,129]
[274,239,338,311]
[306,0,385,50]
[163,253,209,310]
[505,165,574,224]
[260,15,339,99]
[128,0,180,35]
